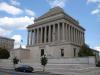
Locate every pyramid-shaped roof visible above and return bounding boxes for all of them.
[27,6,84,30]
[35,6,65,21]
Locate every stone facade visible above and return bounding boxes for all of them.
[0,36,14,51]
[10,47,30,60]
[26,6,85,62]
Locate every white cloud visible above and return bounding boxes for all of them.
[87,0,100,19]
[10,0,20,6]
[25,9,35,16]
[0,2,22,15]
[12,35,26,48]
[0,16,34,30]
[22,44,26,48]
[46,0,68,8]
[87,0,100,3]
[94,46,100,51]
[91,9,100,14]
[0,28,12,36]
[12,34,22,48]
[98,4,100,8]
[12,35,21,44]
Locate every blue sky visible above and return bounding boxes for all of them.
[0,0,100,51]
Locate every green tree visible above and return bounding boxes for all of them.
[0,47,10,59]
[41,55,48,72]
[13,57,19,68]
[78,44,94,57]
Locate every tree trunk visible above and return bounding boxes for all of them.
[13,64,15,69]
[43,66,45,72]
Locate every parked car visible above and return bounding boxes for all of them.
[96,61,100,67]
[15,65,34,72]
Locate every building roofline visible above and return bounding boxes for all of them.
[0,36,14,41]
[27,6,85,31]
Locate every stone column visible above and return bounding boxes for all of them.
[73,28,74,43]
[62,23,65,41]
[66,23,68,41]
[83,32,85,44]
[73,27,75,43]
[49,25,51,42]
[72,27,74,42]
[80,32,83,45]
[37,28,39,44]
[40,27,43,43]
[71,26,73,42]
[34,29,36,44]
[29,30,32,45]
[81,32,83,45]
[38,28,40,44]
[67,24,70,41]
[69,25,71,42]
[58,23,60,41]
[74,28,76,44]
[30,30,33,45]
[76,29,79,44]
[77,30,80,45]
[44,26,47,43]
[80,31,82,45]
[27,30,30,45]
[53,24,55,42]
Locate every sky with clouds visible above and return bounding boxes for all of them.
[0,0,100,51]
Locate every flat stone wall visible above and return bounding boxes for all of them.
[48,56,96,64]
[0,56,96,69]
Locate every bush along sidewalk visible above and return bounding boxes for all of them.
[40,54,48,72]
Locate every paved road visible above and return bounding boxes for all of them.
[0,68,62,75]
[48,67,100,75]
[1,67,100,75]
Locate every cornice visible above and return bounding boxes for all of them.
[26,41,80,48]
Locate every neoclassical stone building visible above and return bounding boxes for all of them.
[27,7,85,62]
[0,36,14,51]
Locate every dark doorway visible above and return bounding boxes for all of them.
[41,49,44,56]
[61,49,64,57]
[74,48,76,57]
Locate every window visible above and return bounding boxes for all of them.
[41,49,44,56]
[61,49,64,57]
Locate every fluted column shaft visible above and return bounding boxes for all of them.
[30,30,33,45]
[49,25,51,42]
[83,33,85,44]
[53,24,55,42]
[44,26,47,43]
[35,29,37,44]
[76,29,78,45]
[40,27,43,43]
[69,25,70,42]
[66,24,68,41]
[74,28,75,43]
[62,23,65,41]
[67,24,70,41]
[36,28,38,44]
[58,23,60,41]
[70,26,73,42]
[77,30,80,45]
[74,28,77,44]
[27,30,30,45]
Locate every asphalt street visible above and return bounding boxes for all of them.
[0,68,62,75]
[1,67,100,75]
